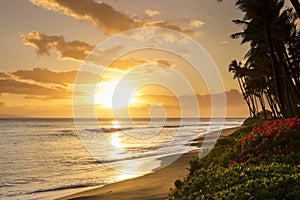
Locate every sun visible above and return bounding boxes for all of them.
[94,80,140,109]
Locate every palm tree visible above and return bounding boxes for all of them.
[229,60,256,117]
[217,0,300,17]
[290,0,300,17]
[229,0,300,117]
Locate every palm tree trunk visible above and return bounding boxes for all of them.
[261,1,289,117]
[238,78,254,116]
[265,89,279,117]
[259,91,267,118]
[273,41,300,116]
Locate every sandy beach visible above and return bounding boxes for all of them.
[56,127,239,200]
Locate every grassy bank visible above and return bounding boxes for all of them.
[170,118,300,199]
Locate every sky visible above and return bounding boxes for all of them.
[0,0,251,118]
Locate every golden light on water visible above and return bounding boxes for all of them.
[110,133,122,148]
[111,120,121,128]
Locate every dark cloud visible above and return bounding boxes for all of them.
[12,67,101,85]
[29,0,139,35]
[0,78,71,99]
[0,72,11,79]
[29,0,195,36]
[12,68,75,85]
[155,59,175,68]
[23,31,95,61]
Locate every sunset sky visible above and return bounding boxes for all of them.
[0,0,251,118]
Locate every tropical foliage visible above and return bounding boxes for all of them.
[169,1,300,199]
[228,117,300,166]
[229,0,300,118]
[169,118,300,199]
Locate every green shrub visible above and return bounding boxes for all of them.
[188,125,255,174]
[170,162,300,200]
[170,118,300,199]
[243,117,265,126]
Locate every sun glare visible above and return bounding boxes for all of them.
[94,80,140,109]
[110,133,122,148]
[111,120,121,128]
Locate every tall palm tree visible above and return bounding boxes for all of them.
[229,60,256,116]
[229,0,300,117]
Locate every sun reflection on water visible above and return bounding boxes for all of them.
[107,120,163,182]
[111,120,121,129]
[110,133,122,148]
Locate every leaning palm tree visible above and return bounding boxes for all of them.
[229,60,255,116]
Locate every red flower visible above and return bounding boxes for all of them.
[240,155,249,164]
[228,160,236,168]
[275,133,281,137]
[242,137,248,144]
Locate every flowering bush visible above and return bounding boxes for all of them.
[230,117,300,166]
[170,118,300,200]
[171,162,300,200]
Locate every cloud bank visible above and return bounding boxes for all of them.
[12,68,101,85]
[23,31,95,61]
[0,78,70,99]
[29,0,198,36]
[0,68,101,99]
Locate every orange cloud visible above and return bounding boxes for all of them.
[0,67,112,99]
[109,59,149,72]
[155,59,175,68]
[0,72,11,79]
[108,58,174,72]
[23,31,94,61]
[0,78,70,99]
[29,0,196,36]
[145,10,161,18]
[30,0,138,35]
[12,68,102,85]
[189,19,205,28]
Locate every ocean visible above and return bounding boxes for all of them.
[0,118,244,200]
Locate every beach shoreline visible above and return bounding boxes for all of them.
[55,127,239,200]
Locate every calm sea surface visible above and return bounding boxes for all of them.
[0,118,244,200]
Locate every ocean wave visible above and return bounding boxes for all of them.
[90,152,161,164]
[86,124,192,133]
[162,125,181,128]
[51,130,77,137]
[86,127,133,133]
[29,183,102,194]
[89,144,184,165]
